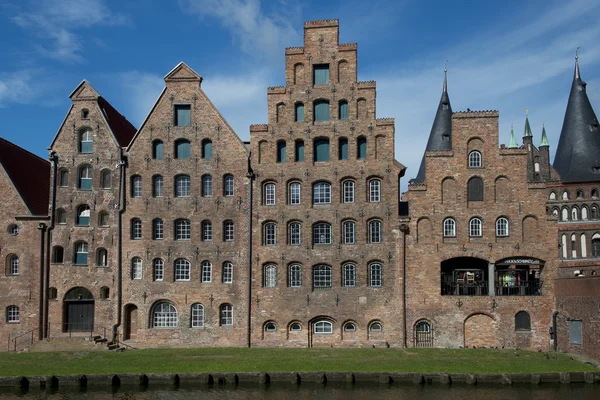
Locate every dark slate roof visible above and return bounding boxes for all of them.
[0,137,50,215]
[98,97,137,147]
[411,71,453,184]
[553,58,600,183]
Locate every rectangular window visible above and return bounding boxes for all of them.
[224,222,234,242]
[370,263,383,287]
[224,176,234,196]
[222,263,233,283]
[568,320,583,345]
[153,221,163,240]
[344,264,356,287]
[314,101,330,122]
[277,141,286,163]
[202,223,213,241]
[343,181,355,203]
[289,223,301,245]
[264,183,276,205]
[313,183,331,204]
[289,265,302,287]
[313,266,332,288]
[314,139,330,162]
[202,263,212,283]
[295,104,304,122]
[343,222,355,244]
[290,183,301,205]
[175,104,191,126]
[295,141,304,162]
[154,261,164,281]
[369,180,381,202]
[339,139,348,160]
[313,64,330,85]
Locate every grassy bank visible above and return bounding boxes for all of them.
[0,348,594,377]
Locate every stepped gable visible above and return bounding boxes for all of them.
[0,137,49,215]
[553,57,600,183]
[411,69,452,184]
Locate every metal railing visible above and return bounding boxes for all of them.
[8,328,38,352]
[495,280,542,296]
[441,280,489,296]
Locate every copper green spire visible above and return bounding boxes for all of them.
[508,124,518,148]
[523,109,533,137]
[540,123,549,147]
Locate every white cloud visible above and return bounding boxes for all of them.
[179,0,301,61]
[10,0,130,62]
[114,71,165,127]
[0,69,49,107]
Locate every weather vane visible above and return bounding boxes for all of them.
[525,108,528,117]
[576,46,581,59]
[444,60,448,72]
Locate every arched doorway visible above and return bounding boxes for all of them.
[124,304,138,340]
[464,313,497,348]
[63,287,94,332]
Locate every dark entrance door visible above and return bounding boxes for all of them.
[124,304,138,340]
[63,287,95,333]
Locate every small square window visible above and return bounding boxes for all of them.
[174,105,191,127]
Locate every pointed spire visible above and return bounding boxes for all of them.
[508,124,518,148]
[411,64,453,184]
[539,123,549,147]
[523,109,533,137]
[554,53,600,183]
[443,60,448,93]
[575,46,581,79]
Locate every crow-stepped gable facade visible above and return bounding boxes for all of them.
[1,19,599,360]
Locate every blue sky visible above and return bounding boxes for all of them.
[1,0,599,192]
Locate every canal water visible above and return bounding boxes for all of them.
[1,382,599,399]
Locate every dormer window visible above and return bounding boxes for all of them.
[313,64,330,85]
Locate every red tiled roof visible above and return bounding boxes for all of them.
[0,137,50,216]
[97,97,137,147]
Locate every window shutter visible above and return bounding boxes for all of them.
[313,65,330,85]
[314,101,330,121]
[314,139,330,162]
[339,101,348,120]
[358,137,367,159]
[295,104,304,122]
[468,177,484,201]
[339,139,348,160]
[295,141,304,162]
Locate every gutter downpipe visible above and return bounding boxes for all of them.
[112,151,126,342]
[37,222,46,340]
[43,151,58,339]
[402,224,407,347]
[246,153,256,348]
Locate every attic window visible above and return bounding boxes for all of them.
[442,133,450,141]
[174,104,191,127]
[81,109,89,119]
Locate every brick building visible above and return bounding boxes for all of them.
[0,19,599,359]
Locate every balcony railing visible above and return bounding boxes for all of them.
[495,280,542,296]
[442,280,488,296]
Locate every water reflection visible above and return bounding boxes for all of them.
[1,382,599,400]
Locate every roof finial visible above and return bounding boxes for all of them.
[575,46,581,79]
[443,60,448,93]
[525,108,528,117]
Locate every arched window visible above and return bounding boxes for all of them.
[592,205,599,220]
[79,129,93,153]
[562,234,568,258]
[174,259,190,281]
[277,140,286,163]
[571,234,577,258]
[201,175,212,197]
[562,207,569,221]
[562,191,569,200]
[338,137,348,160]
[469,217,482,237]
[153,175,163,198]
[313,265,332,288]
[7,224,18,236]
[223,220,234,242]
[48,287,58,300]
[265,322,277,332]
[74,241,88,265]
[175,219,191,240]
[343,220,356,244]
[343,263,356,287]
[314,320,332,333]
[7,255,19,275]
[201,220,213,241]
[369,179,381,202]
[313,181,331,204]
[369,322,383,332]
[191,304,204,328]
[295,103,304,122]
[52,246,64,263]
[175,175,191,197]
[289,182,301,205]
[515,311,531,331]
[549,191,556,200]
[468,177,484,201]
[289,264,302,287]
[152,302,178,328]
[576,189,584,199]
[202,139,213,159]
[175,139,191,159]
[314,100,330,121]
[339,100,348,120]
[592,235,600,257]
[220,304,233,326]
[582,206,589,220]
[223,174,234,197]
[98,211,109,227]
[314,138,330,162]
[592,189,599,198]
[99,287,109,299]
[357,136,367,159]
[152,140,164,159]
[131,175,142,198]
[369,262,383,287]
[96,248,108,267]
[343,322,356,332]
[295,140,304,162]
[131,218,142,240]
[131,257,142,280]
[468,150,482,168]
[264,222,277,245]
[443,218,456,237]
[313,222,332,244]
[276,103,285,123]
[264,182,276,205]
[288,222,301,245]
[496,217,509,237]
[581,234,587,257]
[153,259,164,281]
[101,170,111,189]
[369,220,382,243]
[59,169,68,187]
[153,219,163,240]
[343,180,355,203]
[76,205,90,226]
[571,207,579,221]
[201,261,212,283]
[222,262,233,283]
[6,306,20,323]
[263,264,277,287]
[78,165,92,190]
[290,322,302,332]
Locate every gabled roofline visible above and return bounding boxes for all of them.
[68,79,89,99]
[164,61,203,83]
[126,87,167,152]
[48,105,74,149]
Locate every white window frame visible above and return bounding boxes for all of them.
[264,183,276,205]
[224,221,234,242]
[314,320,333,334]
[289,264,302,287]
[191,304,204,328]
[222,262,233,284]
[176,219,191,240]
[202,221,213,241]
[132,176,142,197]
[224,175,234,197]
[132,219,142,240]
[343,180,355,203]
[220,304,233,326]
[313,265,332,288]
[289,182,301,205]
[264,223,277,245]
[313,222,332,245]
[289,222,302,245]
[7,306,20,323]
[368,220,382,243]
[369,262,382,287]
[202,175,213,197]
[369,179,381,202]
[313,182,332,205]
[496,217,509,237]
[469,217,482,237]
[343,220,356,244]
[153,219,163,240]
[443,218,456,237]
[343,263,356,287]
[153,175,164,198]
[201,261,212,283]
[131,257,142,280]
[468,150,482,168]
[152,302,178,328]
[175,175,191,197]
[8,255,19,275]
[153,259,164,281]
[264,264,277,287]
[174,259,190,281]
